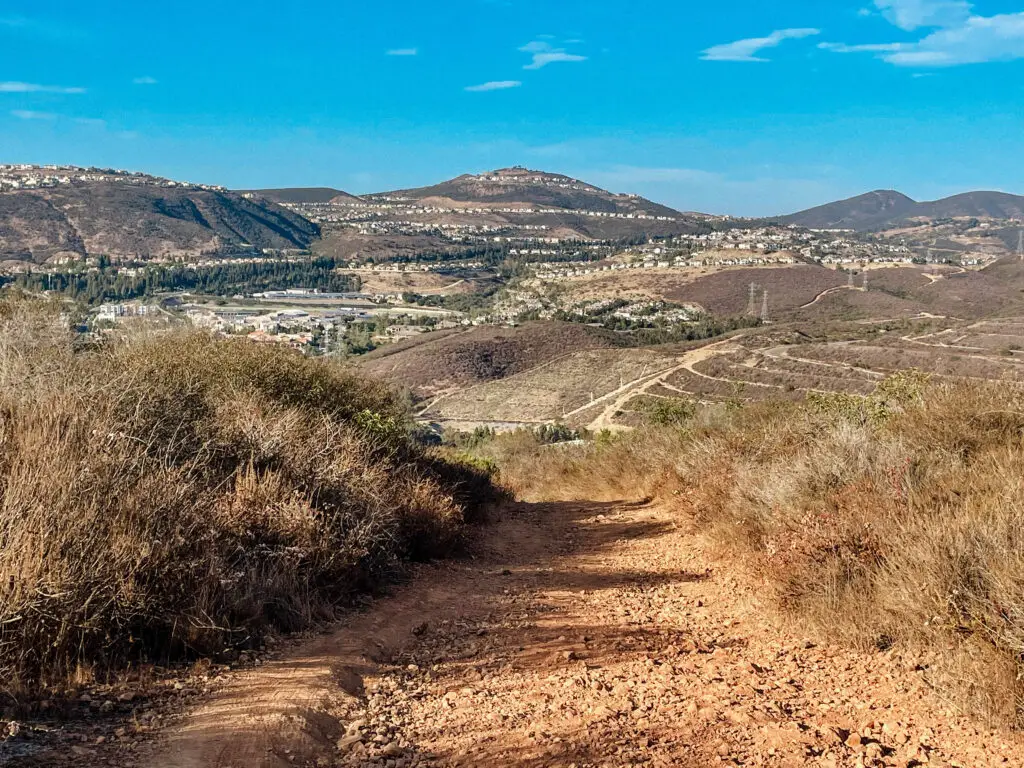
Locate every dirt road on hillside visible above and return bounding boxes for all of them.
[583,340,740,432]
[133,501,1023,768]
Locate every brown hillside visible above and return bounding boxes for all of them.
[0,182,318,263]
[359,321,628,397]
[664,264,846,316]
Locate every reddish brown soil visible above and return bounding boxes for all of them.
[125,501,1023,768]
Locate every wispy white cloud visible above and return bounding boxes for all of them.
[0,81,85,94]
[11,109,57,120]
[74,117,106,126]
[823,2,1024,67]
[886,13,1024,65]
[819,41,903,53]
[465,80,522,92]
[386,48,418,56]
[132,76,158,85]
[519,40,587,69]
[701,28,821,62]
[873,0,972,31]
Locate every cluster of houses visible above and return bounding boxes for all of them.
[180,302,462,351]
[96,303,159,321]
[570,298,698,324]
[344,260,485,275]
[532,251,798,282]
[632,226,986,268]
[489,288,698,327]
[298,198,679,224]
[0,164,226,192]
[185,306,372,335]
[473,168,603,192]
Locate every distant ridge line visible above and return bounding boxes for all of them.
[778,189,1024,231]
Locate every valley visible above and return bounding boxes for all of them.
[5,162,1024,436]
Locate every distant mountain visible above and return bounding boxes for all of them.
[0,167,319,264]
[778,191,918,230]
[780,189,1024,231]
[241,187,363,205]
[374,167,685,219]
[919,192,1024,221]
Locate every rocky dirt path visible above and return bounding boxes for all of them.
[133,500,1024,768]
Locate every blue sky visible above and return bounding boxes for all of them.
[1,0,1024,215]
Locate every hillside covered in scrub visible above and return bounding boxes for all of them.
[0,179,319,264]
[482,373,1024,727]
[0,303,498,692]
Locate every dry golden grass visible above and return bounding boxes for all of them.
[489,376,1024,725]
[0,301,499,695]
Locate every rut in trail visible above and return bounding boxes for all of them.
[138,500,1024,768]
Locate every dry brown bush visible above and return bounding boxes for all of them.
[0,302,499,695]
[492,378,1024,725]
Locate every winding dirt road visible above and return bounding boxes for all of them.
[583,340,740,431]
[133,500,1023,768]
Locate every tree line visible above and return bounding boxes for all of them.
[5,257,362,305]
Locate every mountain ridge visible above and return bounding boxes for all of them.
[372,166,686,219]
[0,166,319,263]
[780,188,1024,230]
[241,187,363,205]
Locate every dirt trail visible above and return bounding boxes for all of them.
[136,501,1024,768]
[584,340,739,431]
[799,285,860,309]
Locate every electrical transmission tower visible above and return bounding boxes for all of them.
[847,270,854,288]
[863,271,869,291]
[747,282,758,315]
[760,289,769,322]
[1018,229,1023,262]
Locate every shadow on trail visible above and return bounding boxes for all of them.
[349,497,719,767]
[22,497,712,768]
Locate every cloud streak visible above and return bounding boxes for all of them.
[701,28,821,62]
[519,40,587,69]
[11,109,57,120]
[386,48,418,56]
[874,0,972,31]
[465,80,522,92]
[0,81,85,94]
[822,1,1024,67]
[132,76,158,85]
